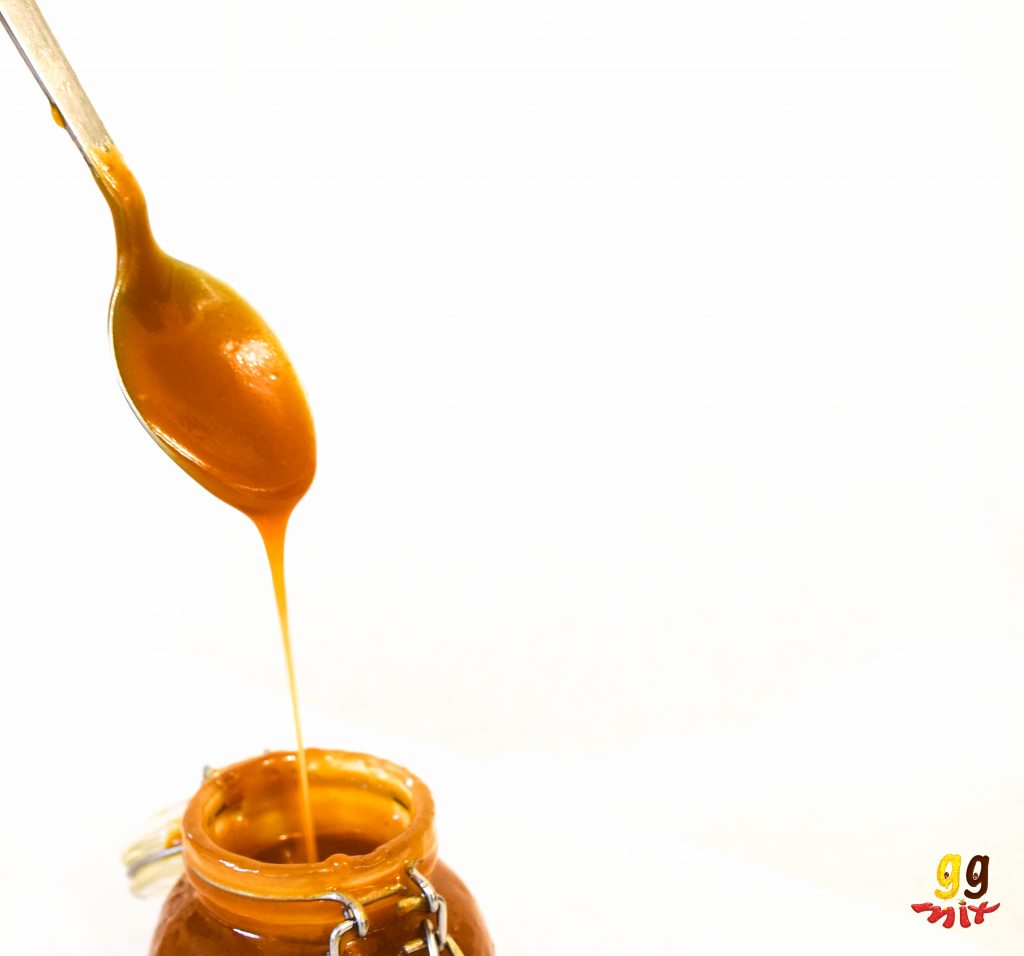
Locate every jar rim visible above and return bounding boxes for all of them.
[182,749,438,910]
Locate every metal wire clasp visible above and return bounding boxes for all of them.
[400,866,464,956]
[325,892,370,956]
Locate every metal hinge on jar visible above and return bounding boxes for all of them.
[122,765,220,897]
[327,864,465,956]
[397,865,465,956]
[321,893,370,956]
[122,801,186,898]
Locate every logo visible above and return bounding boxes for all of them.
[911,853,999,929]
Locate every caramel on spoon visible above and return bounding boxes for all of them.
[1,0,319,860]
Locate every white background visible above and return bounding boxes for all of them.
[1,1,1023,952]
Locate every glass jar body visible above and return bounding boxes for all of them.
[152,859,491,956]
[147,750,494,956]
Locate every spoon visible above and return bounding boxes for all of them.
[0,0,317,520]
[1,0,320,862]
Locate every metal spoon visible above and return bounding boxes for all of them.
[0,0,316,519]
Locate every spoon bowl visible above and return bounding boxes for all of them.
[110,249,316,517]
[1,0,316,520]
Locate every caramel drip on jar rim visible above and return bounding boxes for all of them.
[93,145,319,862]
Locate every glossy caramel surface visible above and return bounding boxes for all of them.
[95,148,316,519]
[93,147,318,860]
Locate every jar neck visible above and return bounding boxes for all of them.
[181,750,438,942]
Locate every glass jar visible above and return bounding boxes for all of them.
[142,749,493,956]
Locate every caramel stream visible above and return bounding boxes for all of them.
[94,147,319,861]
[260,515,317,863]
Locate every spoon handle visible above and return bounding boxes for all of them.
[0,0,112,167]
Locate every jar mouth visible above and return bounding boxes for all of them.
[182,749,437,907]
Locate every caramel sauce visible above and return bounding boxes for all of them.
[93,146,319,861]
[251,832,382,865]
